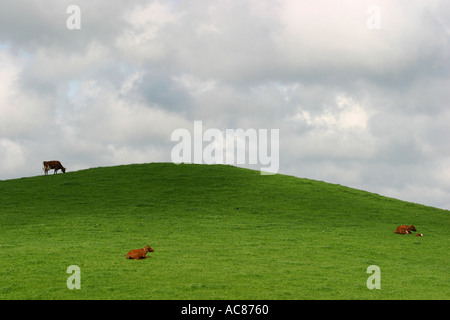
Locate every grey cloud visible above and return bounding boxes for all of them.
[0,0,134,51]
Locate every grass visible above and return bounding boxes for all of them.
[0,163,448,299]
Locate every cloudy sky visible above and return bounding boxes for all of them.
[1,0,449,210]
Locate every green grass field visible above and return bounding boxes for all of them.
[0,163,448,299]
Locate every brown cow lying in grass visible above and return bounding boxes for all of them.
[394,224,417,235]
[126,245,154,260]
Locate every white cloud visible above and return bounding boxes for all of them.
[27,41,113,82]
[56,76,192,157]
[0,50,21,115]
[0,49,53,138]
[0,139,26,174]
[115,0,181,64]
[0,0,449,210]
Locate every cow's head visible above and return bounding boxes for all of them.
[62,167,66,173]
[409,225,417,231]
[145,245,154,253]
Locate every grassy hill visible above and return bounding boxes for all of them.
[0,163,448,299]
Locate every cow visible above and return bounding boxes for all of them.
[394,224,417,235]
[126,245,154,260]
[43,160,66,175]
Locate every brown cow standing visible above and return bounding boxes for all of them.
[394,224,417,235]
[43,160,66,175]
[126,245,154,260]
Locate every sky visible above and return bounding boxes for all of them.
[0,0,449,210]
